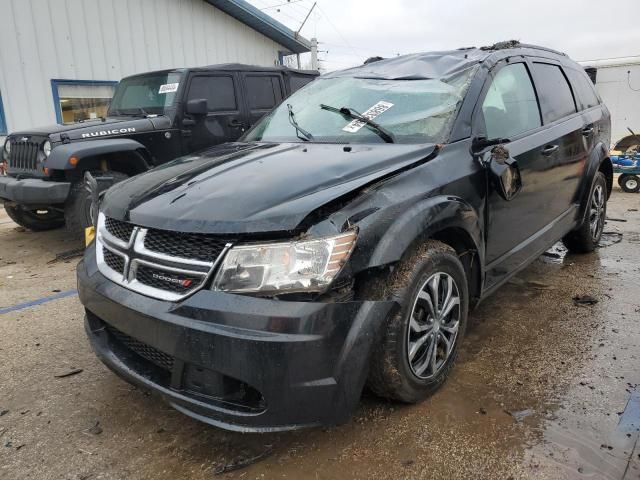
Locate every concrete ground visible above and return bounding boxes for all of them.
[0,181,639,480]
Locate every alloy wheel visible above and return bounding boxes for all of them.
[406,272,461,379]
[589,184,605,241]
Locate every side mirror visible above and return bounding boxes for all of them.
[185,98,208,116]
[482,145,522,201]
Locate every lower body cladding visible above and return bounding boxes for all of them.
[77,247,395,432]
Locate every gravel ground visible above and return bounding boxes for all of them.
[0,180,639,480]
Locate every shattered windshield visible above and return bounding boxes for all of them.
[245,67,477,144]
[109,72,182,116]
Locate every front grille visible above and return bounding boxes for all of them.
[97,213,230,301]
[135,264,201,293]
[105,217,134,243]
[144,229,230,262]
[106,325,175,371]
[9,141,40,172]
[103,248,125,274]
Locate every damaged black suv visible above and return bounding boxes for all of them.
[77,43,612,432]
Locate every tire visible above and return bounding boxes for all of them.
[617,174,627,188]
[3,204,65,231]
[620,174,640,193]
[562,171,607,253]
[367,240,469,403]
[64,170,128,237]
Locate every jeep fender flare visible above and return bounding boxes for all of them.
[366,195,484,270]
[46,139,150,172]
[575,142,612,224]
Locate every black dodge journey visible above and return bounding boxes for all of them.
[77,41,613,431]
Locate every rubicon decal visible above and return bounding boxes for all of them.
[151,272,193,288]
[82,128,136,138]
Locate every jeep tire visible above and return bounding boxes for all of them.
[65,170,128,237]
[4,204,65,231]
[367,240,469,403]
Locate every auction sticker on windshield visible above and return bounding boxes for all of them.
[342,101,394,133]
[159,83,179,94]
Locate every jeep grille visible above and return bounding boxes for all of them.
[8,139,42,174]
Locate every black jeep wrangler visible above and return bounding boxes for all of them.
[78,42,612,432]
[0,64,317,235]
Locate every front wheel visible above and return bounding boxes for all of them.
[562,171,607,253]
[620,174,640,193]
[3,204,65,231]
[64,170,129,237]
[367,240,469,403]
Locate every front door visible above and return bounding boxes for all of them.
[184,73,246,152]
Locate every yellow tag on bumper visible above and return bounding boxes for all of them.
[85,226,96,246]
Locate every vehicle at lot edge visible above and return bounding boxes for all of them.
[0,64,317,235]
[77,41,613,432]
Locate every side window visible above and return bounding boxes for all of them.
[531,63,577,123]
[245,75,282,110]
[482,63,541,140]
[565,68,600,110]
[188,76,237,112]
[289,75,314,93]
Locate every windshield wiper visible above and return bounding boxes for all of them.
[287,104,314,142]
[114,107,150,117]
[320,104,395,143]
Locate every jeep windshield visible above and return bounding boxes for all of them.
[109,72,182,116]
[244,67,477,144]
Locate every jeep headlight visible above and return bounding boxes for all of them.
[3,139,10,154]
[212,231,357,294]
[43,140,52,157]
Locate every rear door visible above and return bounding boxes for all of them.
[184,73,245,152]
[239,72,284,130]
[528,61,587,217]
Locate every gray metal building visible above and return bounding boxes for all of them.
[0,0,311,140]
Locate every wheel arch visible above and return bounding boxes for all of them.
[361,195,484,304]
[46,139,151,177]
[576,143,612,221]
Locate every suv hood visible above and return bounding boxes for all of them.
[102,142,438,234]
[9,116,167,142]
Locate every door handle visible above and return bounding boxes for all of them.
[228,119,243,128]
[581,126,594,136]
[541,144,559,156]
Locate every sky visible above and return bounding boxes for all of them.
[246,0,640,72]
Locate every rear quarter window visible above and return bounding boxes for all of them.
[565,68,600,110]
[531,63,577,123]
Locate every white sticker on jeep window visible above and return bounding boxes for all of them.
[158,83,179,94]
[342,101,394,133]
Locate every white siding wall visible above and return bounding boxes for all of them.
[591,63,640,145]
[0,0,286,135]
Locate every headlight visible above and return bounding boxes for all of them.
[43,140,52,157]
[3,139,10,154]
[212,230,357,294]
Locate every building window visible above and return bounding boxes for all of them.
[51,80,117,124]
[0,91,7,135]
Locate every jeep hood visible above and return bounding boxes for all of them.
[102,142,438,234]
[9,116,167,141]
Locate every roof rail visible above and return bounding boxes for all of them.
[480,40,566,56]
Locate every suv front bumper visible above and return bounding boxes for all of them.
[77,245,395,432]
[0,176,70,205]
